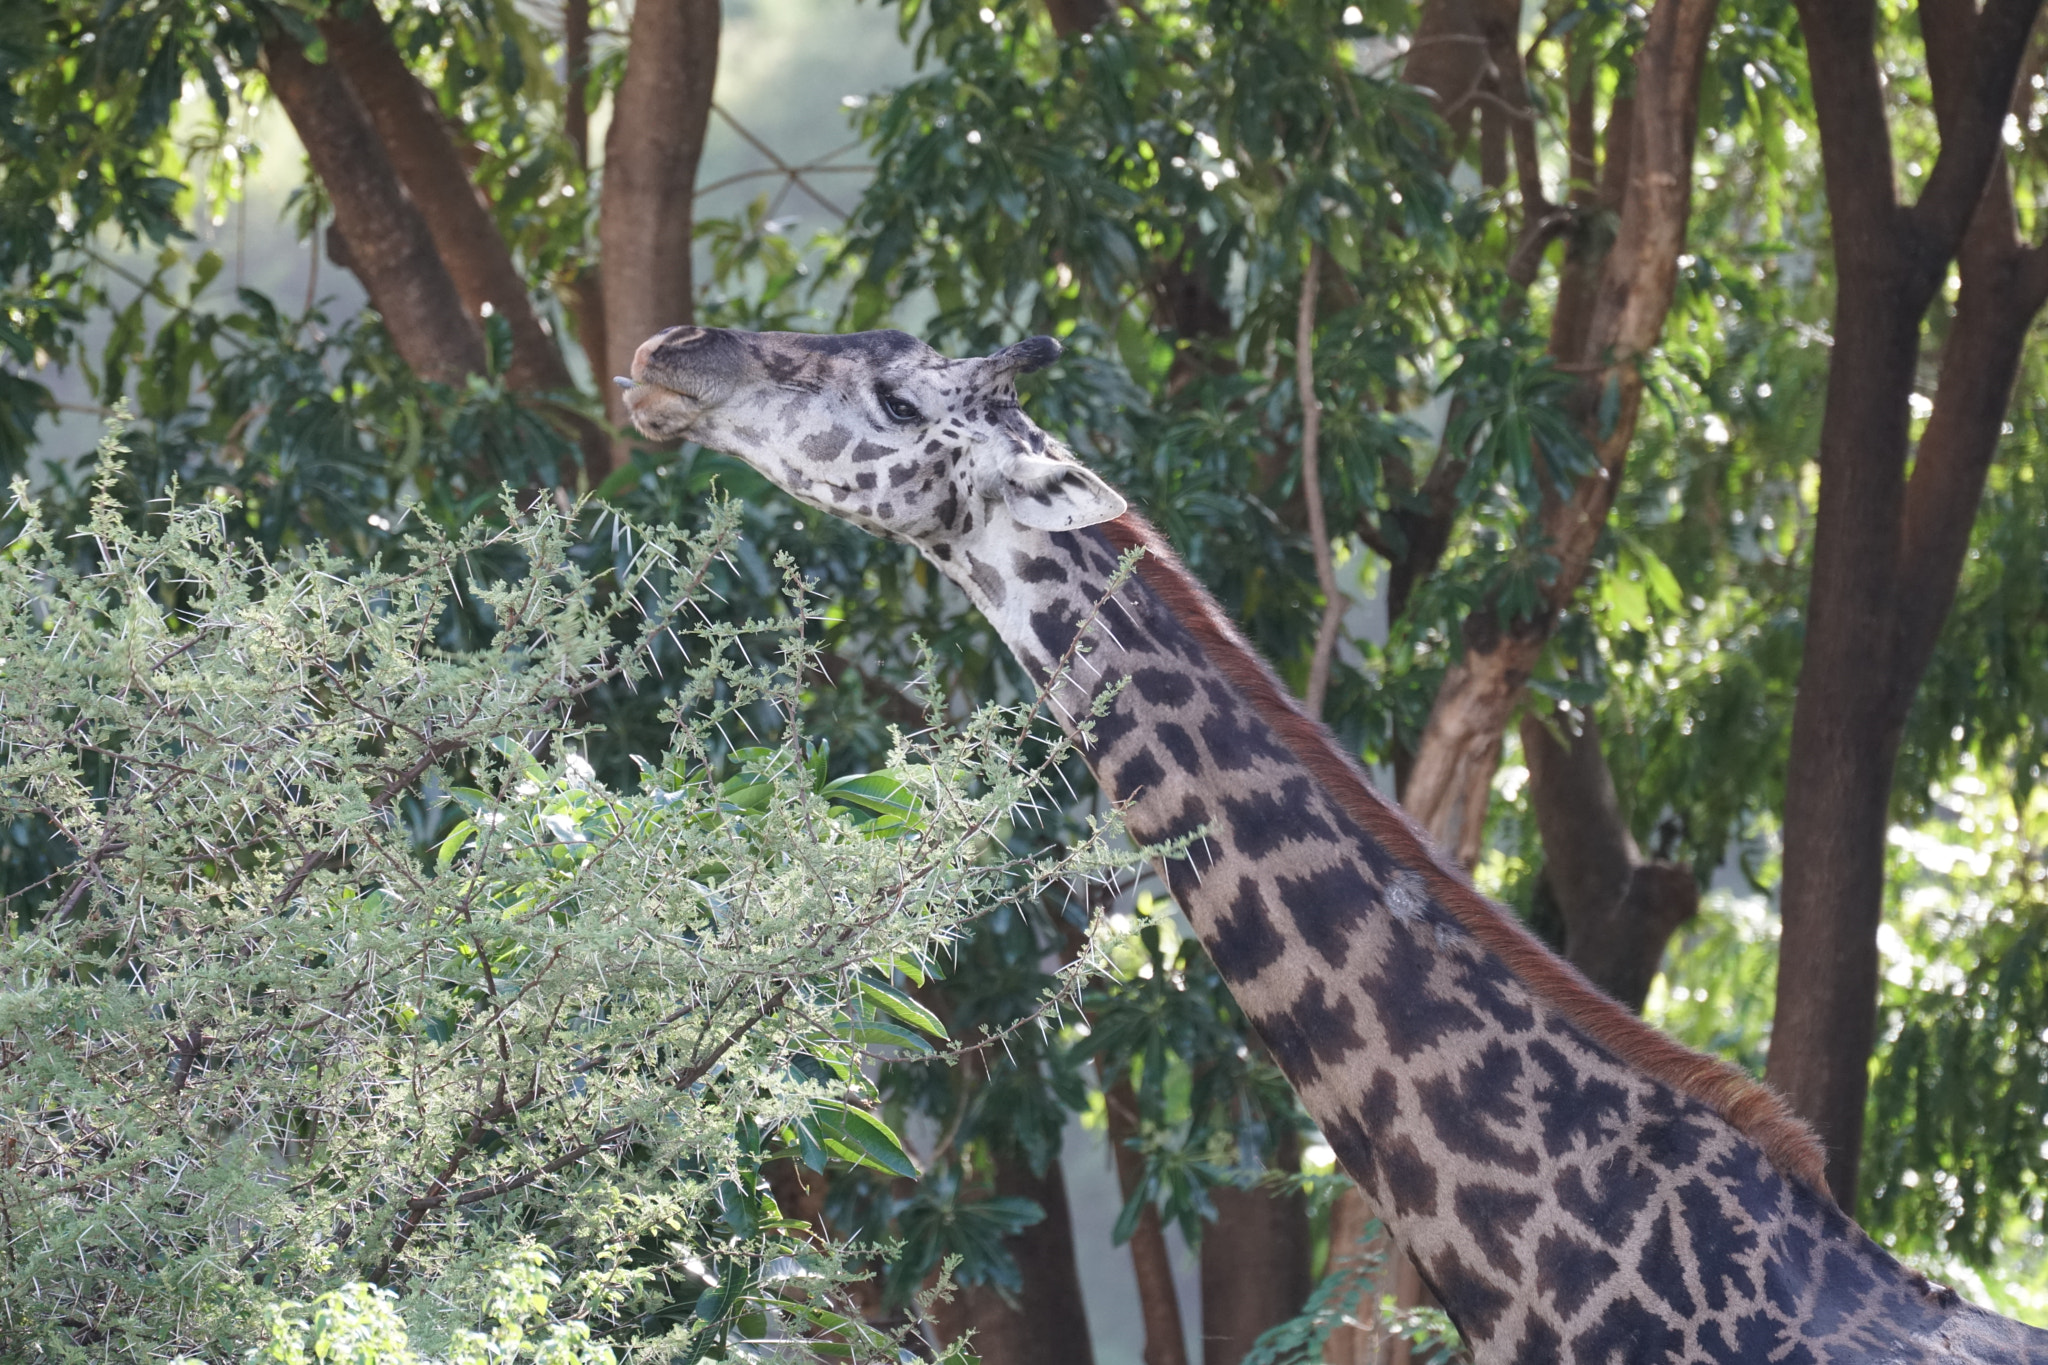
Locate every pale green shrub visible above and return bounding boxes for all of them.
[248,1248,612,1365]
[0,444,1113,1361]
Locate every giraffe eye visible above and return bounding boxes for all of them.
[878,389,922,424]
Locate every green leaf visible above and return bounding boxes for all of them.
[822,771,924,820]
[840,1017,935,1055]
[1111,1182,1150,1246]
[436,818,478,872]
[858,977,947,1038]
[190,250,224,298]
[808,1098,918,1179]
[490,737,548,784]
[1601,571,1651,630]
[1636,544,1684,612]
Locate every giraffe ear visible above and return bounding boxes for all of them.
[1001,452,1127,530]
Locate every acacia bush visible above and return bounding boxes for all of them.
[0,436,1115,1361]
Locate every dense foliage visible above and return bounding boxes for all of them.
[0,453,1116,1358]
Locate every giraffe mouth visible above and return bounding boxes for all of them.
[619,378,707,442]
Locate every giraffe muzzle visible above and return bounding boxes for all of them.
[623,326,745,441]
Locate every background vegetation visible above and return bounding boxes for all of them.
[4,0,2047,1361]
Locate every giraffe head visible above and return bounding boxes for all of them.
[620,327,1126,553]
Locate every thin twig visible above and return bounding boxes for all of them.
[695,163,874,199]
[1298,245,1343,720]
[713,105,852,219]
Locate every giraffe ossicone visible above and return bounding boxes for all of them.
[624,324,2047,1364]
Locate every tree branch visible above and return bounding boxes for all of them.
[1909,0,2045,264]
[1519,709,1697,1011]
[564,0,592,169]
[1298,246,1343,720]
[260,30,484,384]
[320,9,605,482]
[1403,0,1715,859]
[1794,1,1906,276]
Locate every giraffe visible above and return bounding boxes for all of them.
[619,325,2048,1364]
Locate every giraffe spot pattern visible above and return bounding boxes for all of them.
[1432,1247,1515,1342]
[1678,1178,1759,1312]
[1117,746,1165,797]
[799,425,851,461]
[1638,1207,1695,1318]
[1456,1182,1542,1279]
[1032,601,1081,671]
[1706,1143,1787,1222]
[1272,860,1376,968]
[1557,1150,1660,1241]
[1322,1101,1377,1194]
[1700,1313,1812,1365]
[1509,1318,1564,1365]
[1209,877,1286,979]
[1639,1090,1718,1173]
[1451,952,1538,1035]
[1376,1134,1440,1216]
[1132,666,1197,707]
[1527,1039,1630,1157]
[966,552,1007,607]
[1219,776,1336,861]
[1155,721,1202,775]
[1418,1042,1542,1176]
[1101,595,1150,650]
[1536,1230,1619,1320]
[1088,682,1142,763]
[1570,1296,1685,1364]
[1257,977,1364,1086]
[1367,919,1487,1058]
[1197,681,1291,770]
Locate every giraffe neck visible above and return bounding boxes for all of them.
[939,514,2045,1364]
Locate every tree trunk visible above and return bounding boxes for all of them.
[1200,1126,1311,1365]
[1765,276,1919,1209]
[321,11,569,397]
[1400,0,1716,864]
[599,0,721,470]
[1519,709,1697,1012]
[261,33,483,384]
[564,0,593,169]
[1105,1074,1190,1365]
[928,1152,1097,1365]
[1319,1186,1393,1365]
[560,0,606,394]
[1768,0,2048,1209]
[1401,0,1516,149]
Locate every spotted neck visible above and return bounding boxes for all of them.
[938,512,2043,1365]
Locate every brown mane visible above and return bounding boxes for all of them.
[1099,512,1834,1203]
